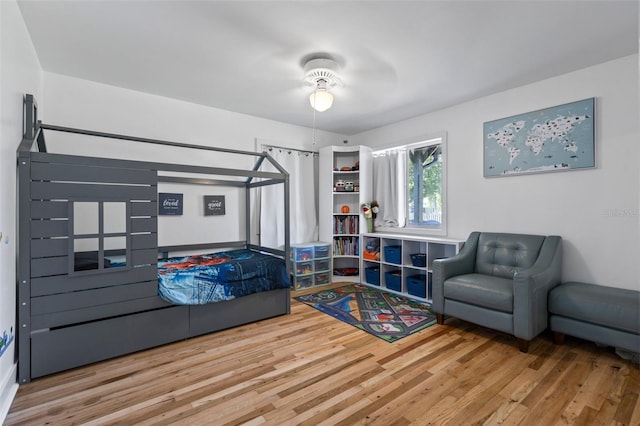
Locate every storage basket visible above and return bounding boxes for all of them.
[383,245,402,264]
[410,253,426,267]
[365,267,380,286]
[363,250,380,261]
[406,274,427,298]
[385,270,402,292]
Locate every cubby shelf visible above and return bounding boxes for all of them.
[360,233,464,301]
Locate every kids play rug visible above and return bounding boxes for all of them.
[293,283,437,342]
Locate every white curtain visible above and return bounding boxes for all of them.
[260,146,318,248]
[373,150,406,228]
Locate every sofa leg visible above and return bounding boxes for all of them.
[517,338,530,353]
[552,331,565,345]
[436,313,445,325]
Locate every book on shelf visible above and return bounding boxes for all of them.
[333,215,359,234]
[333,236,359,256]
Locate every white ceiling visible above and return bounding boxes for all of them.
[17,1,639,135]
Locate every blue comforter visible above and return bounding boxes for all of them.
[157,249,289,305]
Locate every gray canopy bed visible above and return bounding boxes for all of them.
[17,94,291,383]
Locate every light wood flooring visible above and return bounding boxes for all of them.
[6,284,640,425]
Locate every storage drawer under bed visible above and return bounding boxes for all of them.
[30,280,168,330]
[189,288,290,337]
[31,305,189,379]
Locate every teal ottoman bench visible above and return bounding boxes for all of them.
[548,282,639,354]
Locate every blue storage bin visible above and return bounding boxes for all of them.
[385,270,402,292]
[365,267,380,286]
[384,245,402,264]
[407,274,427,298]
[410,253,426,267]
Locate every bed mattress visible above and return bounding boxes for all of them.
[157,249,290,305]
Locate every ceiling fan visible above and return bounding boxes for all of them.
[303,57,342,112]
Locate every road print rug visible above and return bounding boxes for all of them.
[294,283,437,342]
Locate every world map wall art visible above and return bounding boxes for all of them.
[483,98,595,177]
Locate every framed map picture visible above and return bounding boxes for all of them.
[483,98,595,177]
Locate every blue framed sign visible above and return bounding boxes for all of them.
[159,193,183,215]
[483,98,595,177]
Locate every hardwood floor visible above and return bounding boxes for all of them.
[6,286,640,425]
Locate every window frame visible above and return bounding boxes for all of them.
[69,199,131,275]
[372,132,447,236]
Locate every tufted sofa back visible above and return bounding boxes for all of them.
[475,232,545,279]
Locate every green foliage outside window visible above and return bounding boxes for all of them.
[408,144,442,226]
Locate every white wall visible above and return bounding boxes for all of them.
[351,55,639,290]
[42,72,342,155]
[42,73,345,246]
[0,0,43,421]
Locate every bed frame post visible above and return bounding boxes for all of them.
[245,182,251,250]
[283,174,291,279]
[17,106,33,383]
[23,94,46,152]
[23,94,36,140]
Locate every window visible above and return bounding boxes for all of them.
[72,201,129,272]
[373,134,446,235]
[408,143,443,227]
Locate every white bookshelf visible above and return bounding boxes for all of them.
[319,145,372,282]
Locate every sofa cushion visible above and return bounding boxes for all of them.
[475,233,545,279]
[549,282,640,334]
[444,273,513,313]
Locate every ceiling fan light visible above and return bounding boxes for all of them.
[309,89,333,112]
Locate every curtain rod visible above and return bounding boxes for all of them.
[262,144,318,156]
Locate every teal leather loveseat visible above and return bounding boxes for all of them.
[432,231,562,352]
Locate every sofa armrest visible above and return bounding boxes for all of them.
[432,232,479,313]
[513,236,562,340]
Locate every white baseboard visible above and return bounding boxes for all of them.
[0,363,18,425]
